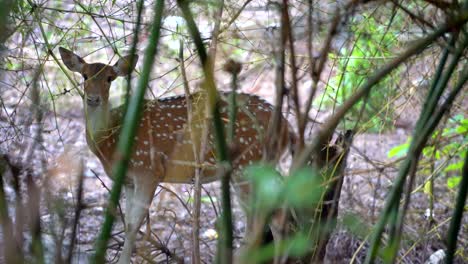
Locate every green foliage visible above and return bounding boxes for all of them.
[244,164,283,213]
[283,168,323,208]
[439,115,468,189]
[243,164,326,262]
[447,176,462,189]
[187,196,217,204]
[387,114,467,189]
[388,140,410,158]
[247,233,311,263]
[317,15,401,132]
[245,165,325,214]
[443,114,468,136]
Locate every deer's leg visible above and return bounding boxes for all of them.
[230,170,254,225]
[118,185,135,264]
[119,178,158,264]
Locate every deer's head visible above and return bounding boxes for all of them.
[59,47,138,108]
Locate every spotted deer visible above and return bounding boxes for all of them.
[59,47,291,263]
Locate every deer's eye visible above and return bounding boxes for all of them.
[83,74,88,80]
[107,76,113,83]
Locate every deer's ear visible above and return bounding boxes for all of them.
[59,47,85,73]
[113,55,138,76]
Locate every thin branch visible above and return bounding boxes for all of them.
[283,0,303,151]
[179,39,202,264]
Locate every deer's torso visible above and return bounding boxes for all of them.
[87,93,290,185]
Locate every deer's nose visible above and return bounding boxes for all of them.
[86,95,101,107]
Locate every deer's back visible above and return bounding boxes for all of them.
[93,93,290,184]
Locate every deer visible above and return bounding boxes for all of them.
[58,47,292,263]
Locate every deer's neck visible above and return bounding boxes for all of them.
[84,102,111,151]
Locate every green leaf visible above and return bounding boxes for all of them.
[201,196,215,203]
[444,161,463,172]
[388,142,409,158]
[423,181,432,195]
[451,114,464,122]
[455,125,467,134]
[283,168,324,208]
[442,127,457,136]
[422,146,435,158]
[447,176,462,189]
[244,164,282,212]
[283,233,311,256]
[441,142,460,154]
[244,233,311,263]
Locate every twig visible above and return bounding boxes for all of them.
[179,38,203,264]
[282,0,303,151]
[265,1,287,163]
[66,164,85,264]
